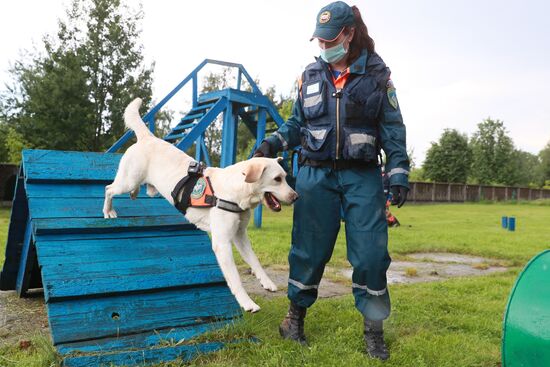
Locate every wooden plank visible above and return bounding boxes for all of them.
[56,319,232,355]
[28,197,180,219]
[62,341,226,367]
[32,216,192,235]
[22,150,122,182]
[25,162,117,182]
[15,218,34,297]
[34,227,200,242]
[0,173,28,290]
[47,285,240,344]
[25,182,153,199]
[36,235,211,260]
[37,240,223,301]
[23,149,121,165]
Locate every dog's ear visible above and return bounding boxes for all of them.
[242,159,267,183]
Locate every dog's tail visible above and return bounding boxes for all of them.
[124,98,153,141]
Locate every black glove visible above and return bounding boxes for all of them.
[253,141,275,158]
[390,185,409,208]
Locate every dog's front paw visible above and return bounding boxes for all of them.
[260,278,278,292]
[103,210,118,219]
[236,296,261,313]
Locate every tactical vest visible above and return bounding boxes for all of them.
[299,52,390,163]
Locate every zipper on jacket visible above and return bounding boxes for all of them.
[332,88,343,160]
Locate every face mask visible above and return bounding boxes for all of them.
[320,38,348,64]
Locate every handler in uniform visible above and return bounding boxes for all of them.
[255,1,409,360]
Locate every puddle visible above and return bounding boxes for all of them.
[342,252,508,285]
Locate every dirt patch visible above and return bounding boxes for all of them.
[240,267,349,299]
[241,252,509,298]
[342,252,508,285]
[0,289,49,347]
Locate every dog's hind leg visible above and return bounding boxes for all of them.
[146,184,158,197]
[130,187,140,200]
[103,181,139,218]
[234,228,278,292]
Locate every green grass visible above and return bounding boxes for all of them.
[1,203,549,366]
[249,202,550,268]
[0,208,9,265]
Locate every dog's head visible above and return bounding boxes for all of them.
[241,157,298,212]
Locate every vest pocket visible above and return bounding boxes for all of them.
[345,91,383,127]
[342,127,378,161]
[300,125,332,152]
[301,79,327,120]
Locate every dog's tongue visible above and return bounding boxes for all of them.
[264,192,281,212]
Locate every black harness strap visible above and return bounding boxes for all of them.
[170,174,201,214]
[171,162,245,214]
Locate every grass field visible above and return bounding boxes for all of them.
[1,202,549,366]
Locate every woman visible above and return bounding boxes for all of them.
[255,1,409,360]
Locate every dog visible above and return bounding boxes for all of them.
[103,98,298,312]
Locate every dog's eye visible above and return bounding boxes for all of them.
[274,177,282,182]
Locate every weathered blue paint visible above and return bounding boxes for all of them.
[57,319,232,355]
[0,149,242,366]
[15,217,33,296]
[0,170,28,290]
[63,341,226,367]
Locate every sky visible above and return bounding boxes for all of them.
[1,0,549,164]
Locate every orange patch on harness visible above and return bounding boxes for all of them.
[190,176,215,208]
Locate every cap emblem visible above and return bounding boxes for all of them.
[319,11,331,24]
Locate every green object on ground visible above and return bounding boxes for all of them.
[502,250,550,367]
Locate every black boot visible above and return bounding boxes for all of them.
[364,319,389,360]
[279,301,307,345]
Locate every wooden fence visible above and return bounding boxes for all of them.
[409,181,550,202]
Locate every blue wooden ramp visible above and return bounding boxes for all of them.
[0,149,242,366]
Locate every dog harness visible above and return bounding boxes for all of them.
[171,161,245,214]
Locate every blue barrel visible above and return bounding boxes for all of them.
[502,216,508,229]
[508,217,516,231]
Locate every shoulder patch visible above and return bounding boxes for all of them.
[386,79,398,110]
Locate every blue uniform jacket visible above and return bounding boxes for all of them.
[265,50,410,188]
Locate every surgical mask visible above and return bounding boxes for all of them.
[320,39,348,64]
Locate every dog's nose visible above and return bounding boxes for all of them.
[291,192,299,203]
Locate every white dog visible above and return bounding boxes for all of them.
[103,98,298,312]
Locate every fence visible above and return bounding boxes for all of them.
[409,181,550,202]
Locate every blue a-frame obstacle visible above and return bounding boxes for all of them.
[0,60,296,366]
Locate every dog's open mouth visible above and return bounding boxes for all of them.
[264,192,281,212]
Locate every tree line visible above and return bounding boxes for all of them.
[0,0,291,165]
[416,120,550,188]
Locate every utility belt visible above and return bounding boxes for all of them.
[171,161,245,214]
[302,158,379,171]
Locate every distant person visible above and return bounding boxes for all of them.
[255,1,409,360]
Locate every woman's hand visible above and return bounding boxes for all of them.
[253,141,275,158]
[390,185,409,208]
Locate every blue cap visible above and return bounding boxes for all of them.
[311,1,355,41]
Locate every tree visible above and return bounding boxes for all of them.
[1,0,153,153]
[540,141,550,185]
[422,129,471,183]
[469,118,516,185]
[509,150,542,187]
